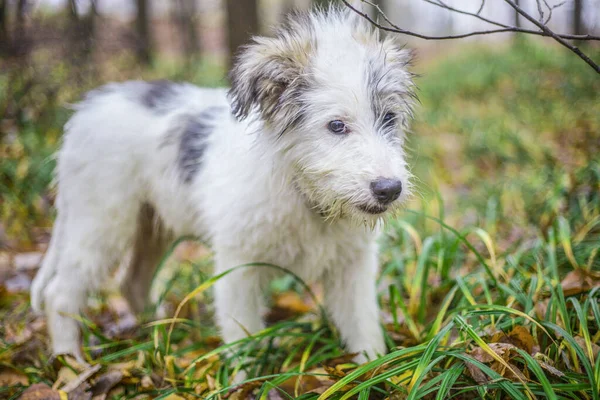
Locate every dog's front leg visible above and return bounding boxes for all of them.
[213,254,266,345]
[324,249,386,364]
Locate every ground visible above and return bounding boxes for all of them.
[1,40,599,399]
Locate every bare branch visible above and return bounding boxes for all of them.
[409,0,598,41]
[503,0,599,73]
[476,0,486,16]
[421,0,507,29]
[535,0,545,23]
[343,0,600,74]
[543,1,567,25]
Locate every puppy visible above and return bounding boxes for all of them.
[31,6,415,366]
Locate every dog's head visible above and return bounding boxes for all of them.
[228,6,415,224]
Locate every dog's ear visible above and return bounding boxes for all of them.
[228,33,313,122]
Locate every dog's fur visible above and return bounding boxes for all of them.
[31,7,415,366]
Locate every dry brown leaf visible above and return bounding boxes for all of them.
[469,346,494,364]
[465,359,488,384]
[323,365,347,379]
[53,366,79,390]
[467,342,525,383]
[266,390,285,400]
[536,359,565,377]
[561,269,600,296]
[89,370,123,397]
[140,375,154,390]
[574,336,600,360]
[163,394,186,400]
[19,383,61,400]
[507,325,536,354]
[501,362,528,382]
[265,292,313,323]
[277,375,326,396]
[226,380,263,399]
[67,383,92,400]
[61,364,101,393]
[323,353,358,367]
[535,299,550,320]
[194,382,209,395]
[0,367,28,386]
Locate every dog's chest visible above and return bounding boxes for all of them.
[227,198,370,282]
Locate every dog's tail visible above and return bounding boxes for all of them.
[30,211,64,313]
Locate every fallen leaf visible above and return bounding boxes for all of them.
[507,325,535,354]
[535,299,550,320]
[0,367,28,386]
[465,358,488,384]
[323,365,347,379]
[163,394,186,400]
[265,292,313,323]
[141,375,154,390]
[323,353,358,367]
[536,359,565,377]
[469,346,494,364]
[89,370,123,396]
[19,383,61,400]
[574,336,600,360]
[61,364,101,393]
[277,375,325,396]
[67,383,91,400]
[467,343,524,383]
[560,269,600,296]
[226,380,263,400]
[53,367,79,390]
[266,390,285,400]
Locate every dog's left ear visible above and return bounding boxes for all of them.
[228,33,312,122]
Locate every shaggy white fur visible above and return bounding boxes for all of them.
[31,6,415,369]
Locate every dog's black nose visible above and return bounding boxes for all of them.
[370,178,402,205]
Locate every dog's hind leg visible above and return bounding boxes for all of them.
[40,198,139,362]
[31,203,66,313]
[119,203,171,315]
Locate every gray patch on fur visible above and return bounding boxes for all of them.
[177,107,226,183]
[366,53,417,134]
[143,80,178,111]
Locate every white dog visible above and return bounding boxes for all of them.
[31,6,415,367]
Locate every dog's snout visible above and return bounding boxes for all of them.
[370,178,402,205]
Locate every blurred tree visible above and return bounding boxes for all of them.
[573,0,583,35]
[174,0,200,62]
[135,0,152,65]
[514,0,520,28]
[68,0,96,60]
[0,0,8,54]
[225,0,258,66]
[0,0,30,56]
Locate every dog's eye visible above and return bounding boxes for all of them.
[328,120,347,134]
[382,112,396,126]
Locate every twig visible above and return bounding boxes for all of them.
[356,0,600,41]
[504,0,599,73]
[61,364,102,393]
[476,0,486,16]
[343,0,600,74]
[535,0,545,24]
[422,0,507,29]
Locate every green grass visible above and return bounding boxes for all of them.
[1,41,599,399]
